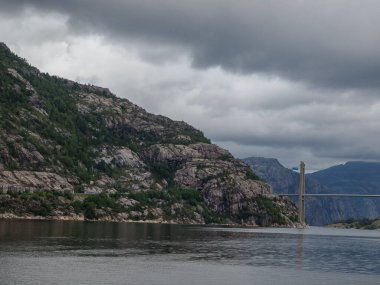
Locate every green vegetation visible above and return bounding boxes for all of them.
[0,44,296,227]
[334,218,380,230]
[255,196,286,225]
[181,129,211,144]
[0,187,223,223]
[0,190,74,217]
[161,129,211,145]
[83,193,122,216]
[289,214,299,223]
[0,44,211,182]
[149,162,179,186]
[74,185,85,193]
[246,169,260,181]
[127,188,224,223]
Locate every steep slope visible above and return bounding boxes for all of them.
[309,161,380,221]
[243,157,299,195]
[0,43,299,226]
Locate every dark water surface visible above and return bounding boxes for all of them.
[0,220,379,285]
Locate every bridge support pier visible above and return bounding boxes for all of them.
[299,161,305,224]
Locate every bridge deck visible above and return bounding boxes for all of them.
[277,193,380,197]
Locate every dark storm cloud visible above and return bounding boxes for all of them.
[214,130,380,162]
[2,0,380,90]
[2,0,380,169]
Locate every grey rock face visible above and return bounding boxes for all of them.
[142,144,298,225]
[0,171,73,191]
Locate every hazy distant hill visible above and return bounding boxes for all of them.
[309,161,380,223]
[310,161,380,194]
[242,157,299,195]
[244,158,380,225]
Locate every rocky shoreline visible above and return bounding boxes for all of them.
[0,212,305,228]
[328,219,380,230]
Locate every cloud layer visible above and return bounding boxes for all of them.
[1,0,379,170]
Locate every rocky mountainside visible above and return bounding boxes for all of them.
[0,43,299,226]
[309,161,380,222]
[243,157,300,196]
[244,157,380,225]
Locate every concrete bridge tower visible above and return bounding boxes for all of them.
[299,161,305,224]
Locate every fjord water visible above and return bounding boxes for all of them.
[0,220,379,285]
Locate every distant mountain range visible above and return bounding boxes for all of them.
[244,158,380,225]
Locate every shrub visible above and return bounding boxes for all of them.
[246,170,260,181]
[71,200,83,214]
[256,196,286,225]
[82,193,122,218]
[83,201,96,219]
[74,185,84,193]
[150,161,178,185]
[168,188,202,206]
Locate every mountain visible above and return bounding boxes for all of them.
[242,157,299,196]
[0,43,299,226]
[243,157,341,225]
[244,157,380,225]
[309,161,380,194]
[309,161,380,221]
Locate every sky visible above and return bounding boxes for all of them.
[1,0,379,171]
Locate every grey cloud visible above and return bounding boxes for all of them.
[2,0,380,170]
[215,132,380,165]
[212,130,340,149]
[2,0,380,90]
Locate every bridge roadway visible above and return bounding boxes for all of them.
[274,161,380,224]
[276,193,380,198]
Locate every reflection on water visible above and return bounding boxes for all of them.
[0,220,379,285]
[296,233,304,269]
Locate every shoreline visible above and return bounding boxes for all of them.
[327,220,380,230]
[0,213,306,228]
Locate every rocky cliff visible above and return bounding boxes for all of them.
[0,43,299,226]
[309,161,380,222]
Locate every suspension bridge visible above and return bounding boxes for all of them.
[277,161,380,224]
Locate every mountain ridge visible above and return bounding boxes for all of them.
[0,43,299,226]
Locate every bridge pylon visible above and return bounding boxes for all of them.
[298,161,305,224]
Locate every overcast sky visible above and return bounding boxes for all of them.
[1,0,380,171]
